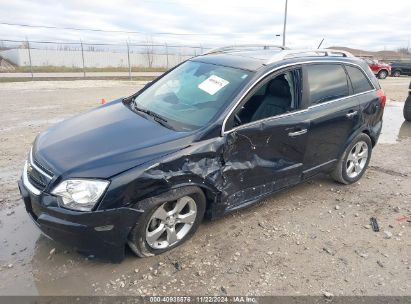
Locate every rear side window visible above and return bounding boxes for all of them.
[306,64,349,105]
[346,65,374,94]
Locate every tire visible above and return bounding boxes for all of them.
[128,186,206,257]
[331,133,372,185]
[392,70,401,77]
[404,95,411,121]
[377,70,388,79]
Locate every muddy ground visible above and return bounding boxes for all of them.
[0,77,410,296]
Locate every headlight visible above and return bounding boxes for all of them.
[51,179,109,211]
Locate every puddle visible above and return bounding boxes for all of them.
[378,101,411,144]
[0,202,158,295]
[0,204,40,295]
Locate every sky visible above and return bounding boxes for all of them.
[0,0,410,51]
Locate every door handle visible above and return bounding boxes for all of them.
[288,129,307,137]
[346,111,358,118]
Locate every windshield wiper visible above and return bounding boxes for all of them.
[133,101,174,129]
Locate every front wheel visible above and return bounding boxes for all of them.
[377,70,388,79]
[128,186,206,257]
[392,70,401,77]
[331,133,372,184]
[404,95,411,121]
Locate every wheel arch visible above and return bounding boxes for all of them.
[392,68,402,75]
[361,129,376,147]
[132,180,220,218]
[339,127,376,159]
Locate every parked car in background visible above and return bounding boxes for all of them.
[362,58,391,79]
[404,81,411,121]
[391,61,411,77]
[18,46,386,262]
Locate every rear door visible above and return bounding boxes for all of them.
[302,63,360,178]
[345,64,381,130]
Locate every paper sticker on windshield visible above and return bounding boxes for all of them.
[198,75,229,95]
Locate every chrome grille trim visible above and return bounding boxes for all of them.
[30,148,53,179]
[23,161,41,195]
[33,156,53,177]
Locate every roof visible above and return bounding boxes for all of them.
[191,45,357,71]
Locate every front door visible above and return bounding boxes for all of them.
[221,68,309,210]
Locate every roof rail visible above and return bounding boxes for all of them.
[266,48,355,64]
[204,44,289,55]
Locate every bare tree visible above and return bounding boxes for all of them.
[144,36,155,68]
[397,47,411,55]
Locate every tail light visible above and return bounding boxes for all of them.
[376,89,386,108]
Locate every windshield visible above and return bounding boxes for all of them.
[133,60,253,131]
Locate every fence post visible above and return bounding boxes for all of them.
[26,38,33,79]
[80,40,86,78]
[126,41,132,80]
[165,42,169,69]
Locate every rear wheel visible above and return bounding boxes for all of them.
[377,70,388,79]
[392,70,401,77]
[128,186,206,257]
[331,133,372,184]
[404,95,411,121]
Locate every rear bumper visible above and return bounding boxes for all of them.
[18,178,143,263]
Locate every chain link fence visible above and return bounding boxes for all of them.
[0,39,209,78]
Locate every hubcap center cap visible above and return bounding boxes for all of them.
[166,215,176,226]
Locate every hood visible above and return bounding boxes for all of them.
[379,63,391,68]
[33,99,195,179]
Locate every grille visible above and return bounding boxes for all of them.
[27,171,47,190]
[27,148,54,191]
[33,156,53,177]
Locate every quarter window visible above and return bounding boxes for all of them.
[346,65,374,94]
[306,64,349,105]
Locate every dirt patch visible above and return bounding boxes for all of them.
[0,78,410,296]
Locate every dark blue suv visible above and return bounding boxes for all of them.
[18,46,386,262]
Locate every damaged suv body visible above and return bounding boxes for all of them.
[18,46,385,262]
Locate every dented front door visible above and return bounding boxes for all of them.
[222,113,310,210]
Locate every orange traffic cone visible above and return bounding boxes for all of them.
[101,98,106,105]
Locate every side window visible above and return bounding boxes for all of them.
[306,64,349,105]
[229,69,302,128]
[345,65,374,94]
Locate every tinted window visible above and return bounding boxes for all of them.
[229,69,301,128]
[346,65,373,94]
[307,64,349,105]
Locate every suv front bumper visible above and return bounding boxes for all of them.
[18,171,142,263]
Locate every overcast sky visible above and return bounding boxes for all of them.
[0,0,410,50]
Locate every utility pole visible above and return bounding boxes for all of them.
[282,0,288,47]
[126,41,132,80]
[26,38,33,79]
[80,40,86,78]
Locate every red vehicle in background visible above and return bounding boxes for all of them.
[362,58,391,79]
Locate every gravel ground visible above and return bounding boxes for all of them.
[0,77,410,296]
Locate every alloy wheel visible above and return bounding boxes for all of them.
[145,196,197,249]
[345,141,368,179]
